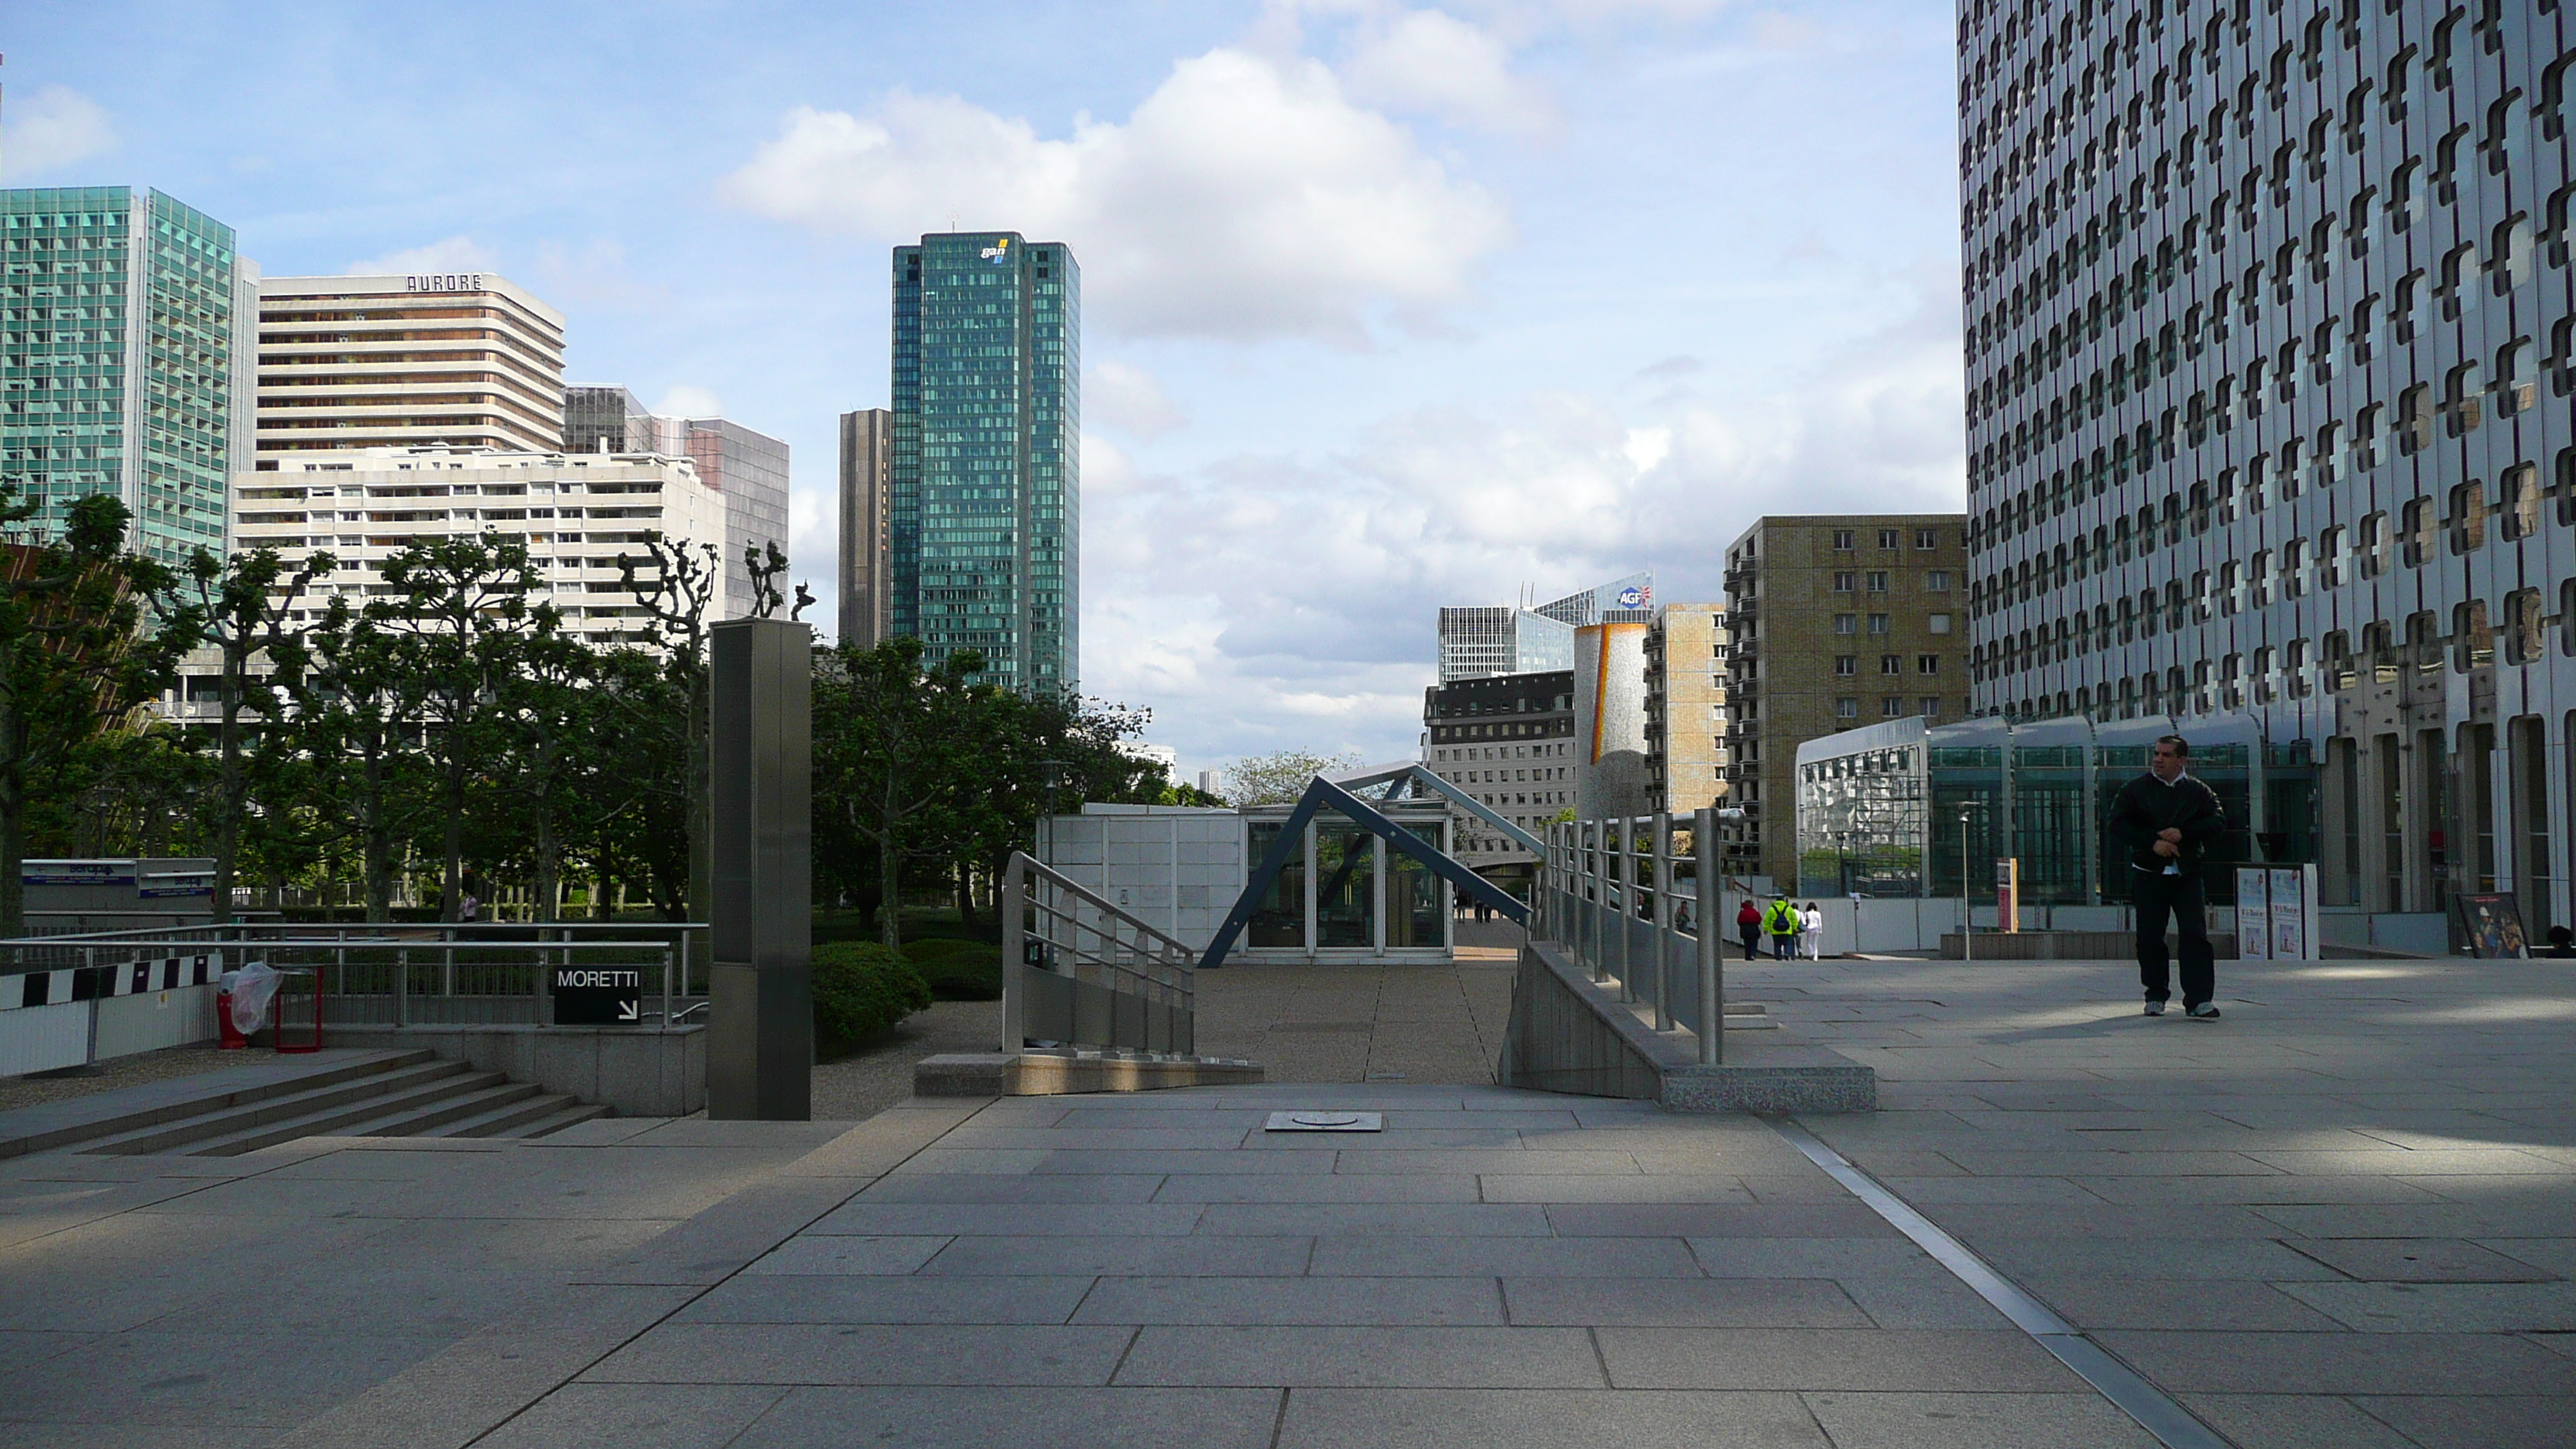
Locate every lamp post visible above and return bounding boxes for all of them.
[1958,803,1978,964]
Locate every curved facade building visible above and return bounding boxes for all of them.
[1961,1,2575,929]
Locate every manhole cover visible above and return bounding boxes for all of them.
[1263,1111,1384,1132]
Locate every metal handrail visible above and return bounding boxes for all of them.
[1000,850,1198,1055]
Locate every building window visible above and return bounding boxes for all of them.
[1928,613,1952,635]
[1834,614,1858,635]
[1917,654,1940,674]
[1833,571,1856,591]
[1865,571,1890,592]
[1925,570,1951,591]
[1832,529,1855,550]
[1920,697,1942,717]
[1834,655,1857,676]
[1867,614,1890,635]
[1880,697,1906,717]
[1878,529,1900,549]
[1915,528,1937,549]
[1880,654,1902,675]
[1835,697,1859,719]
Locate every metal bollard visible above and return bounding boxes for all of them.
[1652,811,1673,1032]
[1694,807,1721,1066]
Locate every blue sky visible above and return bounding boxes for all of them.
[7,0,1968,782]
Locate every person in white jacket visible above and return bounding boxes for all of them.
[1800,902,1824,960]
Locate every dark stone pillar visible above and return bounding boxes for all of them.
[707,618,813,1120]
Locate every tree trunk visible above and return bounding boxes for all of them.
[0,752,23,942]
[878,773,903,950]
[211,639,247,925]
[954,859,974,931]
[687,675,711,925]
[441,748,468,923]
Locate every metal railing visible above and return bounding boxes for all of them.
[2,921,709,1031]
[1531,809,1727,1064]
[999,850,1198,1057]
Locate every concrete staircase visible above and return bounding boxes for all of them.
[14,1050,608,1158]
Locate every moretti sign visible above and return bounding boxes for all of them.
[405,273,485,293]
[553,966,642,1025]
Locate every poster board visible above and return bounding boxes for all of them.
[2268,865,2317,962]
[2235,868,2271,961]
[2452,892,2530,960]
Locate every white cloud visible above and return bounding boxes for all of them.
[1087,361,1189,440]
[1076,301,1965,767]
[533,238,670,311]
[1340,9,1555,135]
[345,236,497,276]
[718,46,1511,344]
[653,385,725,419]
[2,86,117,179]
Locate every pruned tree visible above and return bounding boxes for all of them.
[0,490,202,936]
[181,545,331,922]
[618,534,721,921]
[814,637,989,947]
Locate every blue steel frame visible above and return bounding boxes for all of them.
[1200,776,1528,971]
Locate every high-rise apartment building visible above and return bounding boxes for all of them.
[1960,2,2574,927]
[839,407,892,648]
[1643,601,1732,817]
[0,186,250,562]
[890,232,1079,692]
[254,272,564,464]
[229,445,721,648]
[1434,573,1653,683]
[1722,516,1971,885]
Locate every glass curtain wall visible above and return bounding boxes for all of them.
[1245,821,1303,947]
[1314,823,1375,947]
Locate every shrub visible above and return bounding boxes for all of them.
[901,937,1004,1001]
[809,941,933,1050]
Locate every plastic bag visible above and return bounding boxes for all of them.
[229,961,282,1036]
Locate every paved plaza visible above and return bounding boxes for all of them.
[0,952,2568,1447]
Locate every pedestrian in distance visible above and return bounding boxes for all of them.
[2543,925,2576,960]
[1735,899,1763,961]
[1800,902,1824,960]
[2108,735,2226,1019]
[1764,896,1800,959]
[1673,898,1694,936]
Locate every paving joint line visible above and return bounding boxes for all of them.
[1760,1114,2238,1449]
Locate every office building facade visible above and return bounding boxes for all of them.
[1,186,248,562]
[1643,601,1732,817]
[891,232,1078,692]
[1961,1,2575,929]
[558,386,790,621]
[839,406,892,648]
[1423,668,1576,887]
[563,385,647,456]
[229,445,721,648]
[1434,573,1652,683]
[1722,516,1971,886]
[255,272,564,462]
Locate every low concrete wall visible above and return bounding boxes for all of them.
[327,1025,704,1117]
[1503,941,1874,1113]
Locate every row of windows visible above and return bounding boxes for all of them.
[1835,697,1951,721]
[1826,611,1958,635]
[1830,526,1953,550]
[1831,570,1954,592]
[1976,445,2574,616]
[1834,655,1946,676]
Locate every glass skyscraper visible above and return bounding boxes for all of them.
[889,232,1079,692]
[2,187,248,562]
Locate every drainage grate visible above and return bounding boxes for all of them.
[1263,1111,1383,1132]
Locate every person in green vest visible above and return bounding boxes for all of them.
[1763,896,1801,959]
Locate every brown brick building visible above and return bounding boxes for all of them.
[1720,516,1970,886]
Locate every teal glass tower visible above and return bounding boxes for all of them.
[1,187,249,562]
[889,232,1078,693]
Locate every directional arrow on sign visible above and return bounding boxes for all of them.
[618,1000,640,1022]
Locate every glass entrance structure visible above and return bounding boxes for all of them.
[1232,803,1454,963]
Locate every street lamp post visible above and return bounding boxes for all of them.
[1958,804,1978,964]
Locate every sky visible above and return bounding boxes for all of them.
[5,0,1969,783]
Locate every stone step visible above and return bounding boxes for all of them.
[170,1070,517,1157]
[77,1059,478,1155]
[487,1100,613,1139]
[2,1050,440,1158]
[317,1080,549,1142]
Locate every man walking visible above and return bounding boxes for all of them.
[1764,895,1800,959]
[2108,735,2226,1019]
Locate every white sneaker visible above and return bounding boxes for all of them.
[2143,998,2167,1016]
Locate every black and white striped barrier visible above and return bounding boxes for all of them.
[5,954,219,1012]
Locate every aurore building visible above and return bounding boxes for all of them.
[889,233,1078,691]
[0,187,251,563]
[1959,1,2576,928]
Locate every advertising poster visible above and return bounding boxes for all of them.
[2236,868,2271,961]
[2269,867,2309,961]
[2452,893,2529,960]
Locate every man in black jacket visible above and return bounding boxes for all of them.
[2107,735,2227,1019]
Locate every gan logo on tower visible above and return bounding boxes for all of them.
[980,238,1011,262]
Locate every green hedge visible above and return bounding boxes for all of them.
[901,937,1004,1002]
[810,942,933,1051]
